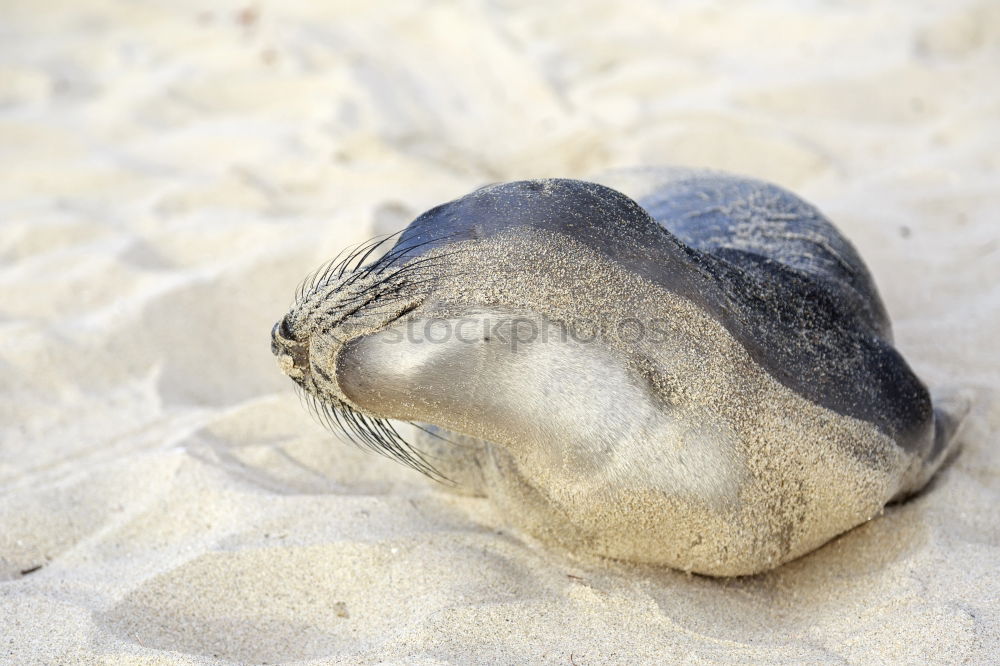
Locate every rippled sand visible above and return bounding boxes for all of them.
[2,0,998,662]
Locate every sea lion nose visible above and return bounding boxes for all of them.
[272,317,311,381]
[270,321,282,355]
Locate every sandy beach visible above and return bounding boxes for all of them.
[2,0,999,662]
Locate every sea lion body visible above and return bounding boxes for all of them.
[272,168,963,576]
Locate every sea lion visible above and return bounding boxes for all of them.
[271,168,965,576]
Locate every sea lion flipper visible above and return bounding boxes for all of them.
[929,389,972,462]
[892,389,970,501]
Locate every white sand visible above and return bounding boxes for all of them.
[2,0,998,662]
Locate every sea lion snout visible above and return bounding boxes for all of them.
[272,263,435,408]
[271,318,310,383]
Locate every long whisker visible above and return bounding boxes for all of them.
[344,233,400,277]
[370,232,465,277]
[314,402,447,481]
[333,233,396,280]
[295,233,399,307]
[296,243,354,305]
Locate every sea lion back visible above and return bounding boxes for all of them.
[630,169,892,339]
